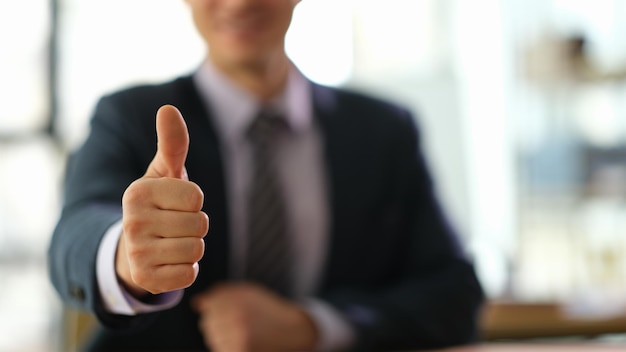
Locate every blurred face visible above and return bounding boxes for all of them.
[186,0,299,67]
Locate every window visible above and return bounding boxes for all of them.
[0,1,61,351]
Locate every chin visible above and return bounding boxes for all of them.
[219,48,276,67]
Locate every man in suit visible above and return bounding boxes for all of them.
[49,0,484,350]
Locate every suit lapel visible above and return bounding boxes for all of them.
[313,84,362,289]
[175,77,231,288]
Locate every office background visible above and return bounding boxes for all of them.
[2,0,626,350]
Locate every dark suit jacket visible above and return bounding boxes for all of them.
[49,75,484,351]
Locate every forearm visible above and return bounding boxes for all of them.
[320,259,484,351]
[301,298,356,351]
[49,202,123,310]
[97,220,183,315]
[49,203,160,330]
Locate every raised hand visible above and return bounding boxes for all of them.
[117,105,209,296]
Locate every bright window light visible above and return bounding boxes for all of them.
[286,0,353,86]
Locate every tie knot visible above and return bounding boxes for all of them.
[247,109,289,145]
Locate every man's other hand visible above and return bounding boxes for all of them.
[192,283,318,352]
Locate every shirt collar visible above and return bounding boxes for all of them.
[193,60,313,142]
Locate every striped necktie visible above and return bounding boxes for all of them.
[245,109,292,297]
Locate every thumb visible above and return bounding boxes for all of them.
[145,105,189,179]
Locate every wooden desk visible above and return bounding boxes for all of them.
[481,301,626,340]
[64,301,626,349]
[435,343,626,351]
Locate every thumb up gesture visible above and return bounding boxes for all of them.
[117,105,209,296]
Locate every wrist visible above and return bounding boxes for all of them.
[287,304,318,351]
[115,235,149,299]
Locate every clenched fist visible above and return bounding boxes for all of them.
[117,105,209,297]
[192,283,318,352]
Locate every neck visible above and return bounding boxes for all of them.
[209,51,290,102]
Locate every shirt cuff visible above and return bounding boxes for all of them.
[96,219,183,315]
[301,298,355,352]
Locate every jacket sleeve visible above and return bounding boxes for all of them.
[319,110,485,351]
[48,95,158,329]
